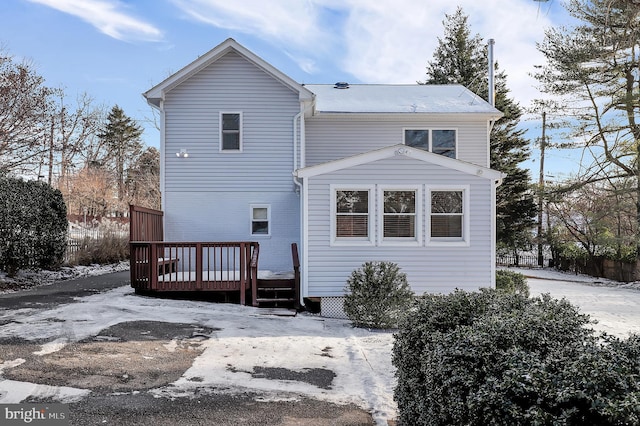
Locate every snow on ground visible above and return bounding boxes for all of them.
[0,285,397,425]
[506,267,640,337]
[1,265,640,425]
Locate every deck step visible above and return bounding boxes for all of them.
[257,279,295,287]
[256,298,296,303]
[258,287,294,292]
[254,276,298,309]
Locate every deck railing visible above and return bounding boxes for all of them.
[130,241,259,305]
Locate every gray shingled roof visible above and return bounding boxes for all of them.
[305,84,501,115]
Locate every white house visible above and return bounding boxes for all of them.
[142,38,503,315]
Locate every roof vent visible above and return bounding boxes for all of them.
[334,82,350,89]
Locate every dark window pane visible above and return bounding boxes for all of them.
[431,216,462,237]
[336,191,368,213]
[384,216,415,238]
[252,221,269,234]
[431,191,462,213]
[405,130,429,150]
[222,113,240,131]
[223,133,240,150]
[432,130,456,158]
[336,216,368,237]
[384,191,415,213]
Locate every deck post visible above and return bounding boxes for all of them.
[196,243,202,290]
[292,243,301,310]
[239,243,246,305]
[251,243,259,307]
[150,243,158,290]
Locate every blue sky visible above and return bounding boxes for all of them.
[1,0,573,177]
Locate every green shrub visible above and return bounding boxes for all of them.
[343,261,414,329]
[393,289,640,425]
[0,176,67,276]
[495,269,529,297]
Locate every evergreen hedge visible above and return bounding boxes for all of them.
[0,176,68,276]
[393,289,640,425]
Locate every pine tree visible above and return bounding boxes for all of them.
[422,7,537,257]
[535,0,640,261]
[98,105,143,215]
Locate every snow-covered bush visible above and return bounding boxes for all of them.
[0,176,67,276]
[343,261,414,329]
[495,269,529,296]
[393,289,640,425]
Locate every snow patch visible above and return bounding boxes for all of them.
[34,338,68,356]
[0,379,90,404]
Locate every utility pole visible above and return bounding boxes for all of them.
[537,111,546,267]
[48,118,54,186]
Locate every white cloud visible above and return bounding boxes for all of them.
[27,0,163,42]
[334,0,555,108]
[171,0,329,49]
[169,0,565,108]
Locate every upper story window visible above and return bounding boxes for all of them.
[220,112,242,151]
[404,130,429,151]
[404,129,457,158]
[335,190,370,239]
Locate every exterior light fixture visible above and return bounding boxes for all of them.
[176,149,189,158]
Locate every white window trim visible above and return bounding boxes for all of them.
[426,185,470,247]
[402,128,458,159]
[250,204,271,237]
[220,111,243,152]
[330,185,375,247]
[378,185,422,247]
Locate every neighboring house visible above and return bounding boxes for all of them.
[143,38,503,316]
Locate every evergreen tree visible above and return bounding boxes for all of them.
[535,0,640,261]
[422,7,537,256]
[98,105,143,214]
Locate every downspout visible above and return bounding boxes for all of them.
[293,100,313,308]
[292,101,313,191]
[491,172,506,289]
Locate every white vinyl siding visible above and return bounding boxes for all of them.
[304,155,494,297]
[160,51,301,271]
[165,191,298,271]
[305,115,489,167]
[163,51,300,192]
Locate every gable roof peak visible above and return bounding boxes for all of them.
[144,38,313,108]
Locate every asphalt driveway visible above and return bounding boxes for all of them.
[0,272,377,426]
